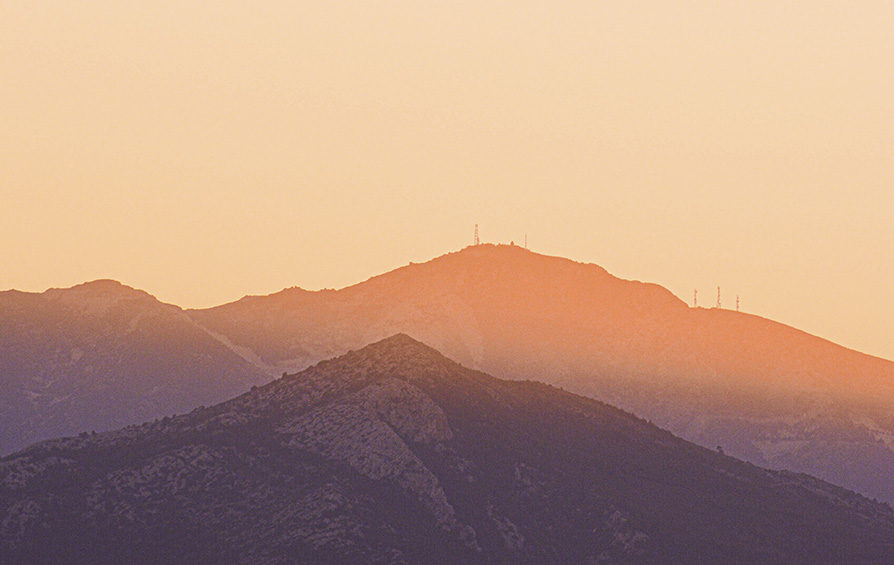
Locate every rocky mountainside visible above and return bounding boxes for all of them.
[0,280,268,454]
[190,244,894,504]
[2,335,893,564]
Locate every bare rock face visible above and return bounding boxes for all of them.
[282,385,474,550]
[2,335,894,564]
[351,377,454,445]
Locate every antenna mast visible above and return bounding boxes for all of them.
[736,294,740,312]
[474,224,479,246]
[693,289,697,307]
[716,287,721,309]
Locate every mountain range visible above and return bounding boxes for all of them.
[191,244,894,503]
[3,244,893,506]
[3,335,893,564]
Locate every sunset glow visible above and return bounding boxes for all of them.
[3,1,893,361]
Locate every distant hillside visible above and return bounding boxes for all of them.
[191,244,894,503]
[2,335,893,564]
[0,280,268,454]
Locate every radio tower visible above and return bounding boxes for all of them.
[716,287,721,309]
[474,224,479,246]
[693,289,697,307]
[736,295,740,312]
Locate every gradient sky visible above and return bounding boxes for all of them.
[2,2,893,360]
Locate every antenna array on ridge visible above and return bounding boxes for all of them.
[474,224,479,246]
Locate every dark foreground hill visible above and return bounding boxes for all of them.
[0,280,267,454]
[2,335,893,564]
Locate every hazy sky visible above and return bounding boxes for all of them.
[3,2,893,360]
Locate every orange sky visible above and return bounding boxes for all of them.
[2,2,893,360]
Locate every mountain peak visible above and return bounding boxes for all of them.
[41,279,163,314]
[363,332,433,352]
[47,279,149,297]
[333,244,687,317]
[77,278,130,289]
[304,333,457,386]
[239,334,465,418]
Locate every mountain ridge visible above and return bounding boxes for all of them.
[0,281,269,454]
[188,244,894,503]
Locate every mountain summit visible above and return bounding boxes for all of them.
[0,282,267,453]
[3,335,893,564]
[191,244,894,503]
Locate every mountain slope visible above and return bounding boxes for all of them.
[2,334,893,564]
[190,244,894,503]
[0,280,268,454]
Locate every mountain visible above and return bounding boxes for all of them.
[2,335,893,564]
[5,246,894,505]
[190,244,894,503]
[0,280,268,454]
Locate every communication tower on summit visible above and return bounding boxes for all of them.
[716,287,721,309]
[736,295,740,312]
[474,224,479,246]
[693,289,697,307]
